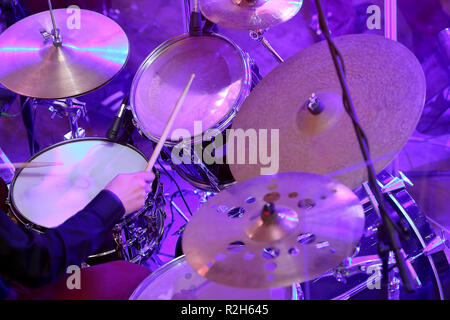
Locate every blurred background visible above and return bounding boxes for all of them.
[0,0,449,269]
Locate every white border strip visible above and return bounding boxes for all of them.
[384,0,397,40]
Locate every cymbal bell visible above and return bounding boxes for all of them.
[182,172,365,289]
[0,9,129,99]
[229,34,426,189]
[199,0,303,30]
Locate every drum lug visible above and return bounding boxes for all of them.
[398,171,413,187]
[419,235,450,257]
[380,177,406,194]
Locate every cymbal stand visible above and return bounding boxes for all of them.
[183,0,192,32]
[42,0,62,47]
[36,98,87,140]
[313,0,417,296]
[249,29,284,63]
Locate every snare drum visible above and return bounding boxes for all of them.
[8,138,166,265]
[130,255,301,300]
[130,33,260,192]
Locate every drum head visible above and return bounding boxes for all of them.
[130,256,296,300]
[131,34,250,145]
[10,139,148,229]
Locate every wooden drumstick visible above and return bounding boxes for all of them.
[145,74,196,172]
[0,162,63,169]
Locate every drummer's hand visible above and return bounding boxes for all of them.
[105,171,155,215]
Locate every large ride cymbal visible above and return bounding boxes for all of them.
[182,172,365,289]
[229,34,426,189]
[0,9,129,99]
[199,0,303,30]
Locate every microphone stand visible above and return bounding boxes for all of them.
[313,0,418,296]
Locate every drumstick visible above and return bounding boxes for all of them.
[145,74,196,172]
[0,162,63,169]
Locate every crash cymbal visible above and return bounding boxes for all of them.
[0,9,129,99]
[229,34,426,189]
[182,172,365,289]
[199,0,303,30]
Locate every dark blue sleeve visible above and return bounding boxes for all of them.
[0,190,125,288]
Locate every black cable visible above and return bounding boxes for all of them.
[316,5,402,236]
[314,0,416,293]
[157,158,193,216]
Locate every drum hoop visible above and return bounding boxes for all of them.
[171,161,236,192]
[8,137,148,232]
[129,32,252,147]
[130,255,298,300]
[129,255,187,300]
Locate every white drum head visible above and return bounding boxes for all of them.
[11,139,148,229]
[131,34,250,144]
[130,256,296,300]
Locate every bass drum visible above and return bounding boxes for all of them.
[301,171,449,300]
[130,255,301,300]
[130,32,261,192]
[8,138,166,265]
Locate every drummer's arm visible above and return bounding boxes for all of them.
[0,189,125,288]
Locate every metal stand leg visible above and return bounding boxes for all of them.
[183,0,192,32]
[249,30,284,63]
[21,97,39,155]
[47,98,87,140]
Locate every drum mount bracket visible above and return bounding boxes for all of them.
[42,98,87,140]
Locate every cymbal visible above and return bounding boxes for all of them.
[0,9,129,99]
[199,0,303,30]
[182,172,365,289]
[229,34,426,189]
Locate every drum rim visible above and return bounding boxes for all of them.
[129,32,252,147]
[129,255,187,300]
[170,161,236,192]
[129,255,299,300]
[8,137,148,232]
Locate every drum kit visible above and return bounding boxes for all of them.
[0,0,448,300]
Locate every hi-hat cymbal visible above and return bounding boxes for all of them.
[229,34,426,189]
[199,0,303,30]
[0,9,129,99]
[182,172,365,289]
